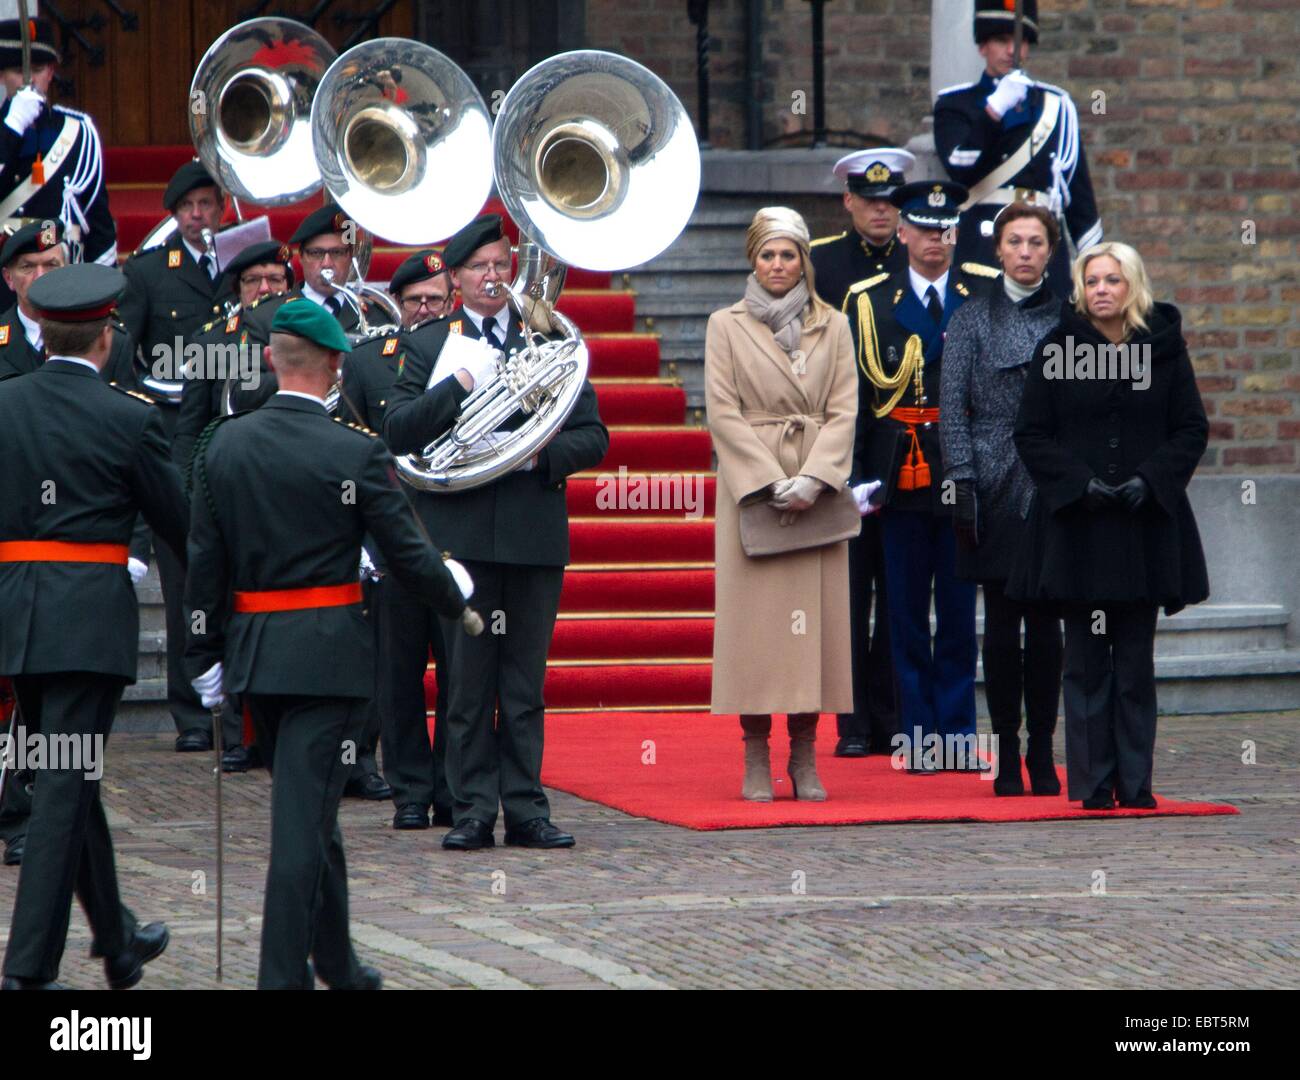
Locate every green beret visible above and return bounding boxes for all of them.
[270,295,352,353]
[441,213,504,268]
[2,219,64,267]
[163,161,220,212]
[291,203,353,246]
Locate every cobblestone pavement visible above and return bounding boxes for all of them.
[1,712,1295,990]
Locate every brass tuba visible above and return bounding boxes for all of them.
[394,50,700,492]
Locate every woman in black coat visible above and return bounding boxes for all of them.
[941,205,1064,796]
[1011,241,1209,809]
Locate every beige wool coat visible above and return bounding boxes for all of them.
[704,300,858,715]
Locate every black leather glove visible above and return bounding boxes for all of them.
[1084,477,1119,511]
[953,480,979,547]
[1113,475,1150,512]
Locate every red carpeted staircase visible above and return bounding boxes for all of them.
[109,148,718,717]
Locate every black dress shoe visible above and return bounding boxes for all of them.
[441,819,495,850]
[330,964,382,990]
[834,736,868,758]
[1,975,67,990]
[344,772,393,801]
[1119,794,1157,809]
[392,804,430,830]
[431,807,454,828]
[504,818,575,849]
[174,729,212,753]
[220,748,253,774]
[2,834,23,866]
[104,923,169,990]
[1082,794,1116,810]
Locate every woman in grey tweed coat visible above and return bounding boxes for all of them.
[940,204,1064,796]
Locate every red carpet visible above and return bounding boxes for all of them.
[536,713,1241,830]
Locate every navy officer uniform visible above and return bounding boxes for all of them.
[0,264,183,989]
[933,0,1101,296]
[844,181,997,771]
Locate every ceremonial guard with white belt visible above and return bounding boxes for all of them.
[844,181,997,772]
[183,298,477,989]
[933,0,1101,295]
[340,250,459,829]
[0,17,116,284]
[384,214,610,851]
[0,264,184,989]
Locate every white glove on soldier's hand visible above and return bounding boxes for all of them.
[461,608,485,636]
[127,557,148,585]
[459,340,501,391]
[985,69,1032,119]
[852,480,883,516]
[443,557,474,600]
[358,548,379,581]
[4,87,45,136]
[191,662,226,709]
[769,475,824,513]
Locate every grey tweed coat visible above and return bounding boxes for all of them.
[940,282,1061,582]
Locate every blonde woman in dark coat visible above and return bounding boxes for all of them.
[1011,242,1209,809]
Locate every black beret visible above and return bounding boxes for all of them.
[389,250,447,294]
[28,264,126,323]
[440,213,504,269]
[225,240,294,282]
[0,18,61,70]
[973,0,1039,45]
[163,161,220,212]
[291,203,353,246]
[1,218,64,267]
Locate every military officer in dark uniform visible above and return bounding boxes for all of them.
[184,298,477,990]
[0,224,150,868]
[229,203,366,414]
[844,181,997,773]
[384,214,609,850]
[118,161,233,753]
[933,0,1102,295]
[0,18,116,297]
[340,250,456,829]
[810,149,913,758]
[810,147,912,311]
[0,264,183,989]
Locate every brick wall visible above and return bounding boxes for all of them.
[588,0,1300,471]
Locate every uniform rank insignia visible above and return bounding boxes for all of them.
[397,353,405,377]
[0,326,9,346]
[382,337,398,356]
[168,250,182,268]
[449,320,463,335]
[225,315,240,333]
[956,282,970,297]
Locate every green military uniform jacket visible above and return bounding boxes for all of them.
[183,395,467,698]
[0,360,188,678]
[0,303,138,387]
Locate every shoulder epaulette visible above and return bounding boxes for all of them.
[935,80,977,98]
[961,261,1001,279]
[810,232,847,248]
[110,384,157,406]
[847,272,891,296]
[333,416,377,438]
[198,317,219,334]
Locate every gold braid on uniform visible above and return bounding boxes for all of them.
[852,291,923,419]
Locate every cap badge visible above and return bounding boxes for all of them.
[865,163,891,183]
[928,186,945,207]
[424,253,443,273]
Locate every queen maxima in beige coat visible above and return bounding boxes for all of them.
[704,206,858,802]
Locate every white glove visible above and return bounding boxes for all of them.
[4,87,45,136]
[443,557,474,600]
[985,69,1032,119]
[852,480,883,516]
[127,557,149,585]
[358,547,379,581]
[769,475,824,513]
[191,662,226,710]
[461,608,485,636]
[458,340,501,391]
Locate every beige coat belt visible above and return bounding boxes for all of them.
[742,410,827,477]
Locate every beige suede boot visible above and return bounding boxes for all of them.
[787,714,827,801]
[740,714,773,802]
